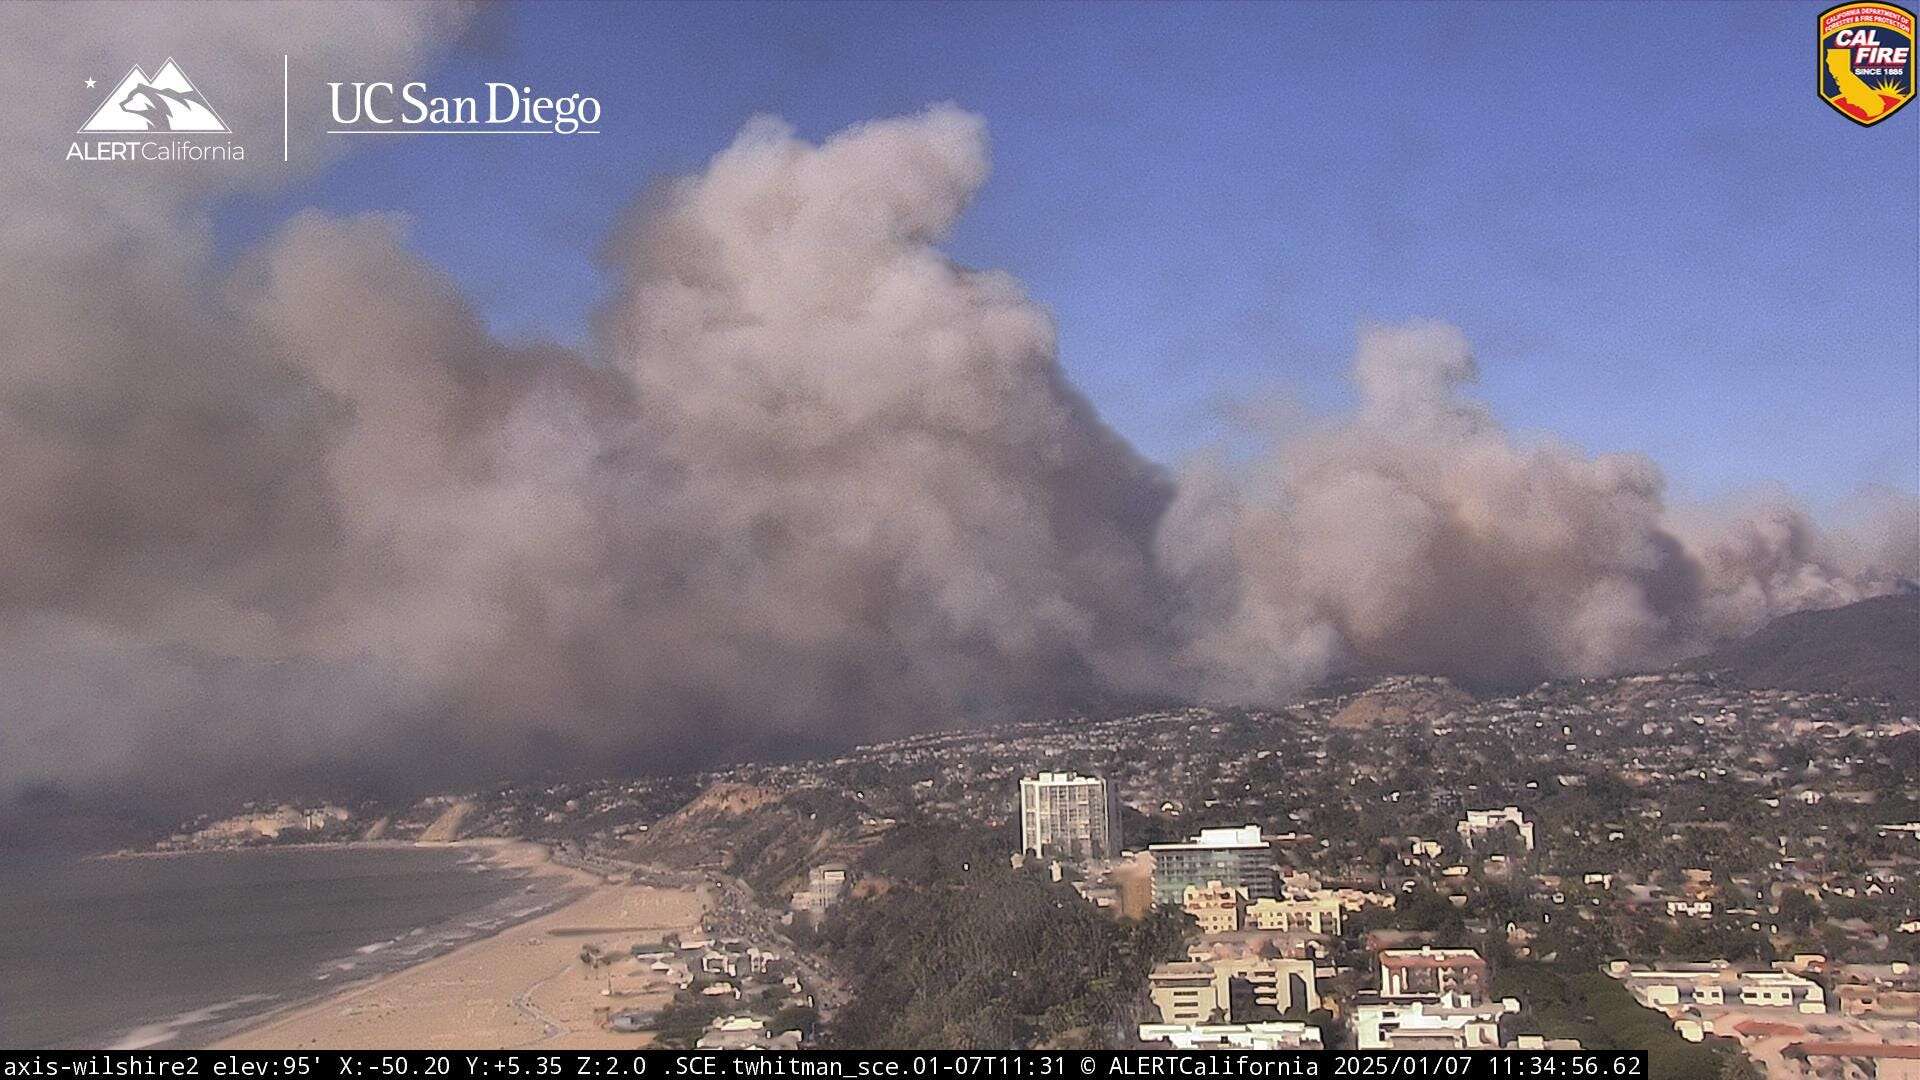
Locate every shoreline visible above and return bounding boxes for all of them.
[92,838,496,861]
[205,841,707,1050]
[92,839,590,1051]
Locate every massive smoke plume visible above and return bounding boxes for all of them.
[1,4,1912,827]
[1157,322,1915,701]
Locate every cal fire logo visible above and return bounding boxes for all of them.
[1819,3,1914,126]
[79,59,230,133]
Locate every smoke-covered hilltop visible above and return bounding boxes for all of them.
[1159,321,1915,699]
[1,4,1913,828]
[1685,591,1920,703]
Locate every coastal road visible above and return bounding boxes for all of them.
[567,840,850,1021]
[701,871,849,1016]
[509,960,572,1046]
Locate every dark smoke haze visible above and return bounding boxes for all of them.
[3,4,1914,830]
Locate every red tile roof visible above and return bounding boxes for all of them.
[1733,1020,1802,1036]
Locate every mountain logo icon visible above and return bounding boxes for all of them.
[79,59,230,133]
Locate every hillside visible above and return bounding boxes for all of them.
[1687,592,1919,703]
[1330,674,1477,729]
[625,782,885,900]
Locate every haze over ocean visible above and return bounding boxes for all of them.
[0,847,557,1049]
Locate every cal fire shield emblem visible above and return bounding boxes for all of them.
[1819,3,1914,125]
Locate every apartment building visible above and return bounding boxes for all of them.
[1836,984,1920,1020]
[1379,947,1490,1002]
[1736,971,1826,1012]
[1149,825,1274,904]
[1246,895,1343,935]
[1149,962,1227,1024]
[790,862,848,917]
[1019,772,1121,861]
[1607,962,1827,1015]
[1182,881,1246,934]
[1147,956,1318,1024]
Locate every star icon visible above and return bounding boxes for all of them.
[85,77,96,89]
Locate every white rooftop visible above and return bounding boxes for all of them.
[1025,771,1104,785]
[1151,825,1266,850]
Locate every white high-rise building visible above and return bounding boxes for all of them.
[1020,772,1121,861]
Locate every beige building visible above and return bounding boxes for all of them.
[1216,955,1318,1016]
[790,862,848,917]
[1246,895,1342,935]
[1379,947,1489,1002]
[1836,984,1920,1020]
[1150,962,1228,1024]
[1607,962,1826,1015]
[1148,956,1318,1024]
[1786,1043,1920,1079]
[1734,971,1825,1012]
[1182,881,1246,934]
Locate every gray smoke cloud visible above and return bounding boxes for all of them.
[1,3,1912,827]
[1157,322,1917,700]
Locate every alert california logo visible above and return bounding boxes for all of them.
[69,57,244,163]
[1818,2,1914,126]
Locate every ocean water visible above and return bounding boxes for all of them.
[0,845,576,1050]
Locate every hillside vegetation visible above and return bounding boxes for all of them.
[626,782,879,900]
[1688,593,1919,703]
[816,822,1189,1049]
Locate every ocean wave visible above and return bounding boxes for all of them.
[106,994,275,1050]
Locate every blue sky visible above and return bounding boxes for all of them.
[219,0,1918,510]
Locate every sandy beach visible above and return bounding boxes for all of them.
[211,841,707,1050]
